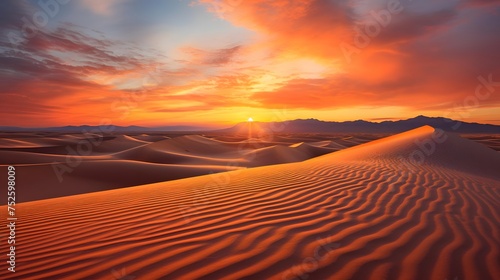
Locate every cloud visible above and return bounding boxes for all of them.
[181,45,242,66]
[464,0,500,7]
[372,8,458,44]
[196,0,500,111]
[80,0,123,16]
[0,5,165,125]
[0,1,32,30]
[0,5,254,126]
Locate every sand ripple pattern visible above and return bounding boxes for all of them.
[0,126,499,279]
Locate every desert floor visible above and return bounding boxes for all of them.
[0,130,388,202]
[0,126,499,279]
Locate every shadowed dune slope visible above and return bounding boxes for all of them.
[3,161,241,203]
[0,126,499,279]
[0,135,147,155]
[0,135,338,203]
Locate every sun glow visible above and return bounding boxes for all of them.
[248,117,254,122]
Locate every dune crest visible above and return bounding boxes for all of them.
[322,125,500,180]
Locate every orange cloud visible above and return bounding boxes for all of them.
[196,0,500,112]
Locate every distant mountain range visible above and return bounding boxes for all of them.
[1,116,499,134]
[222,115,500,134]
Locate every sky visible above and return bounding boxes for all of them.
[0,0,499,127]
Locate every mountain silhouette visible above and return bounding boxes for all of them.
[222,115,500,134]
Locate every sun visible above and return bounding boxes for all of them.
[248,117,254,122]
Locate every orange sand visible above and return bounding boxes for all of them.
[0,126,498,279]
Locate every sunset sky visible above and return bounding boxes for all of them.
[1,0,499,127]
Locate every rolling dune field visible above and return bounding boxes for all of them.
[0,126,498,279]
[0,132,379,203]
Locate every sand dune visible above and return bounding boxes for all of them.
[289,142,337,156]
[463,134,500,151]
[1,126,498,279]
[0,135,146,155]
[0,136,78,149]
[136,135,239,156]
[0,133,350,202]
[6,161,241,202]
[242,145,311,166]
[127,134,171,143]
[324,126,500,180]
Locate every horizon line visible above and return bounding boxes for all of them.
[1,115,500,129]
